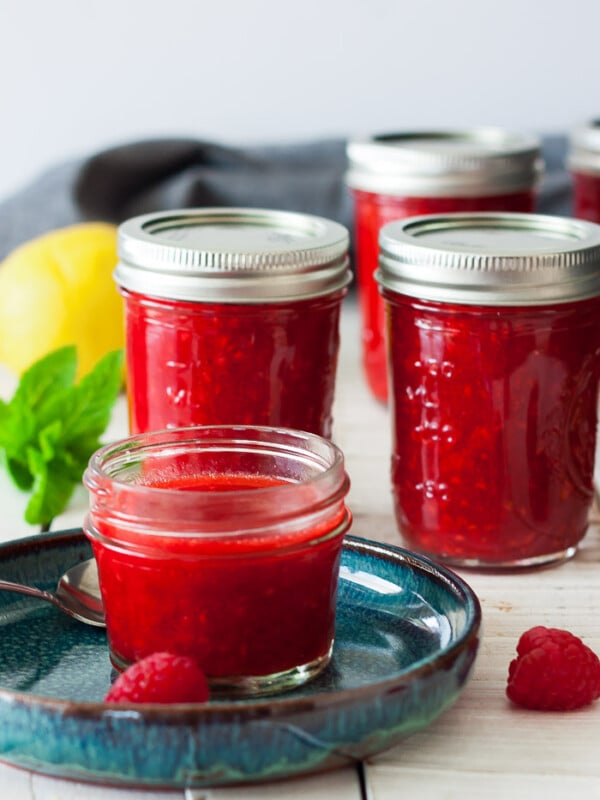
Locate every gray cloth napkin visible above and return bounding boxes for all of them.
[0,135,570,261]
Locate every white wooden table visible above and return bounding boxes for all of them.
[0,296,599,799]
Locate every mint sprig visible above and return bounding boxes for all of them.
[0,346,123,529]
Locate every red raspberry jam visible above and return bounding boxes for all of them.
[346,130,542,402]
[377,212,600,568]
[115,209,351,436]
[123,291,343,437]
[569,121,600,223]
[84,426,351,697]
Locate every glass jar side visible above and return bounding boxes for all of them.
[121,289,347,438]
[572,171,600,223]
[569,122,600,223]
[382,291,600,567]
[352,189,536,403]
[84,426,351,694]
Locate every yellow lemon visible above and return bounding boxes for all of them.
[0,223,123,377]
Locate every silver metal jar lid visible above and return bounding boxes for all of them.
[377,212,600,306]
[115,208,351,303]
[346,129,543,197]
[568,120,600,175]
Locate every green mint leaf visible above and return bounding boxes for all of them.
[24,449,77,528]
[0,402,35,455]
[2,418,64,493]
[6,457,34,491]
[13,346,77,415]
[38,420,63,461]
[0,347,123,528]
[64,349,124,444]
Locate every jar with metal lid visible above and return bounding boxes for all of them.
[115,208,351,437]
[346,129,543,402]
[377,212,600,568]
[569,121,600,222]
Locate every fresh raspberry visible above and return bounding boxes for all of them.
[506,626,600,711]
[105,652,209,704]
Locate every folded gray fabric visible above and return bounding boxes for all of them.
[0,135,570,261]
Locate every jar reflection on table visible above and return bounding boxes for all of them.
[115,208,351,437]
[346,130,543,402]
[569,120,600,223]
[377,212,600,568]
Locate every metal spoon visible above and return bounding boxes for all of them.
[0,559,105,627]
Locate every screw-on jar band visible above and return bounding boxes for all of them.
[115,208,351,303]
[377,212,600,306]
[346,129,543,197]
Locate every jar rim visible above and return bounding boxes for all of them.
[84,425,350,539]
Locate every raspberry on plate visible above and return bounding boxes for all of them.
[506,626,600,711]
[105,652,209,704]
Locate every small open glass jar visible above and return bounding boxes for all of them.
[569,121,600,222]
[377,212,600,568]
[83,425,351,696]
[346,130,543,402]
[115,208,351,437]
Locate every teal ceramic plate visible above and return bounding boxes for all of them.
[0,530,480,789]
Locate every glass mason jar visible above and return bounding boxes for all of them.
[377,212,600,568]
[115,208,351,437]
[346,130,543,402]
[83,425,352,697]
[569,121,600,222]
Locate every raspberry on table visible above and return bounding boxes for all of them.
[105,652,210,704]
[506,626,600,711]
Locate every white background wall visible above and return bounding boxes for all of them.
[1,0,598,201]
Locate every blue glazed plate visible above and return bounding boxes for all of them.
[0,529,480,789]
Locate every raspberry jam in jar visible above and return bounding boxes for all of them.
[84,426,351,696]
[377,213,600,568]
[346,130,543,402]
[115,209,351,436]
[569,121,600,223]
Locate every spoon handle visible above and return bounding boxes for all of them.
[0,579,59,607]
[0,577,105,627]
